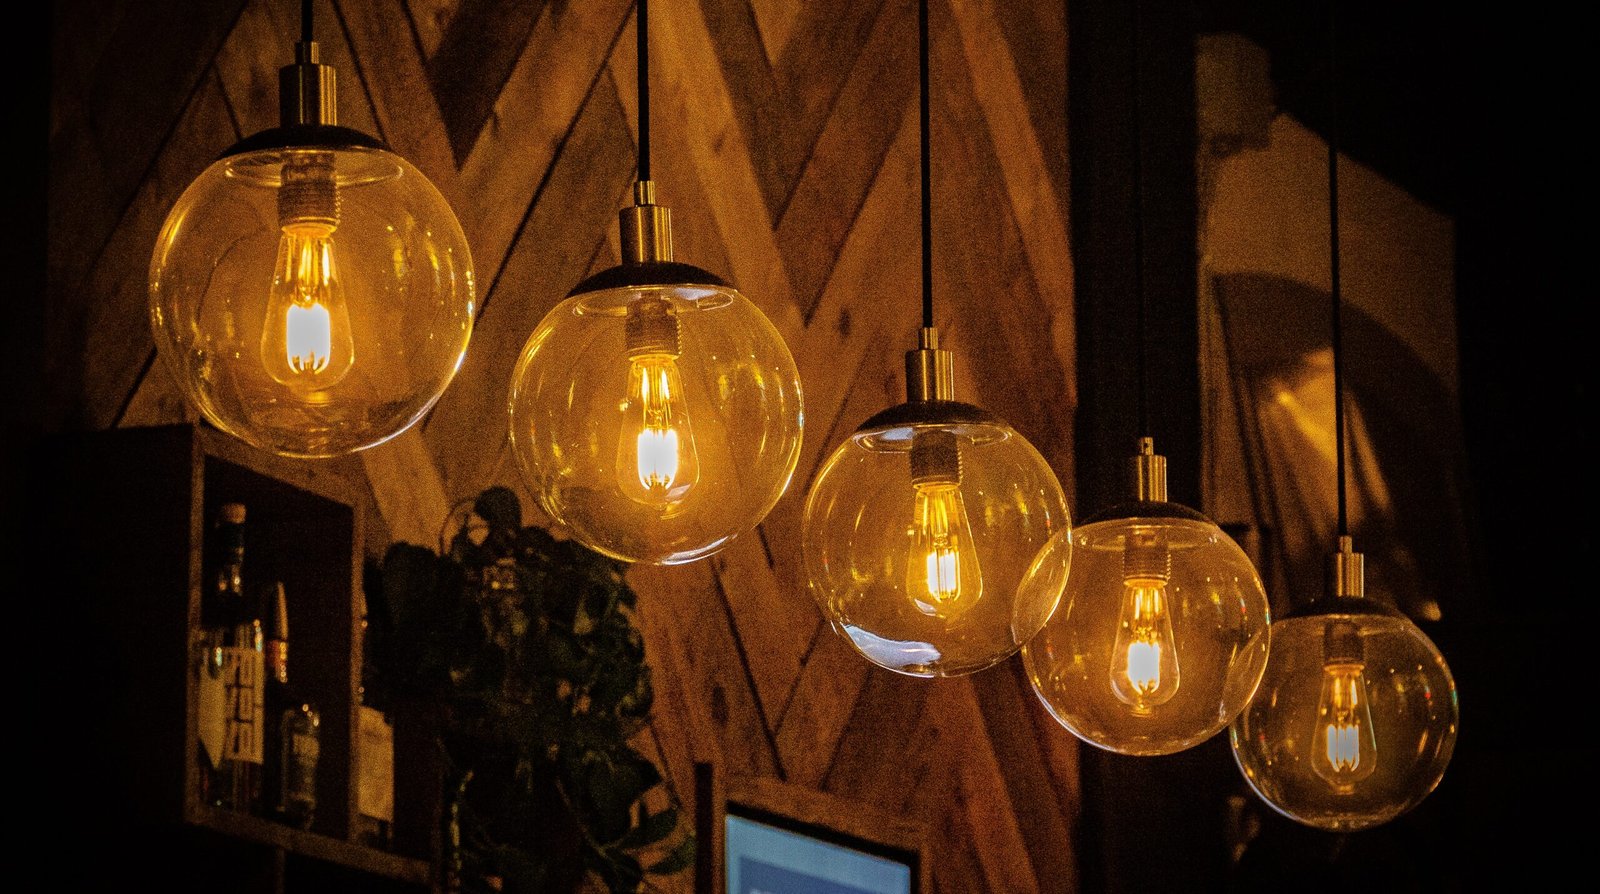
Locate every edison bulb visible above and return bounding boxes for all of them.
[1022,505,1271,755]
[804,405,1069,678]
[1109,529,1181,711]
[150,144,475,457]
[1311,626,1377,790]
[905,431,983,618]
[1230,604,1457,831]
[615,301,700,506]
[260,156,355,395]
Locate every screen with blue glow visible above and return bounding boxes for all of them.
[725,813,913,894]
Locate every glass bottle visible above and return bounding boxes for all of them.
[199,501,264,814]
[267,581,320,829]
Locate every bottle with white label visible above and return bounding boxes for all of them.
[203,502,264,814]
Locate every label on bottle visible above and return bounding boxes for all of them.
[288,729,320,803]
[197,642,226,767]
[357,706,395,823]
[222,646,265,764]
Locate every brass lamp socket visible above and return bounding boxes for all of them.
[909,429,961,487]
[906,327,956,403]
[1322,617,1365,666]
[1122,527,1172,584]
[625,296,682,358]
[279,153,339,231]
[1131,437,1169,503]
[279,41,338,128]
[1328,534,1365,600]
[620,180,674,264]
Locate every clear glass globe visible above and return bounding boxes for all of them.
[802,405,1070,677]
[149,143,475,458]
[1020,505,1272,755]
[1229,603,1458,831]
[508,280,803,565]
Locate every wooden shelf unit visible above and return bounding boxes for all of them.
[41,423,435,892]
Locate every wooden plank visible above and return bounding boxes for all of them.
[626,0,801,341]
[986,0,1070,221]
[951,0,1077,411]
[629,561,781,779]
[927,32,1076,482]
[455,0,634,280]
[770,623,869,788]
[704,539,812,743]
[423,76,638,502]
[425,0,548,162]
[756,95,923,596]
[916,676,1040,894]
[775,0,922,321]
[335,0,460,202]
[50,0,248,297]
[56,69,239,432]
[215,0,381,141]
[403,0,460,61]
[818,668,930,800]
[749,0,803,66]
[972,660,1081,894]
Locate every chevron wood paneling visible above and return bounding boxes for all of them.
[47,1,1079,890]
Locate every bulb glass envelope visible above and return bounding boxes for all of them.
[150,138,475,458]
[1021,502,1271,755]
[508,270,803,566]
[1229,597,1458,832]
[803,400,1069,677]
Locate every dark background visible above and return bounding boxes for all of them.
[1071,0,1582,890]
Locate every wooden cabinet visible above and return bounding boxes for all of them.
[39,423,434,893]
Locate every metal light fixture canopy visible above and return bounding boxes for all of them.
[506,179,804,566]
[149,25,476,458]
[1020,437,1272,755]
[802,327,1070,678]
[1229,536,1458,831]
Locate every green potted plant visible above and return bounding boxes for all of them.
[366,486,694,893]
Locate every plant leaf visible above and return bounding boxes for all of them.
[473,486,523,531]
[647,835,696,875]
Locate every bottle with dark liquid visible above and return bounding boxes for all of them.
[267,581,320,829]
[199,502,263,814]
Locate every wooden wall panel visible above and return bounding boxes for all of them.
[45,1,1081,890]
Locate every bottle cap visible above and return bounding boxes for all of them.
[222,503,246,524]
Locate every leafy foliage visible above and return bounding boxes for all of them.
[367,487,693,893]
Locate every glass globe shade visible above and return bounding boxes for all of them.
[508,277,803,565]
[802,404,1070,677]
[1229,600,1458,832]
[149,143,475,458]
[1020,504,1272,755]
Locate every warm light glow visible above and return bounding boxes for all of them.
[261,225,354,394]
[1312,662,1377,790]
[1111,579,1181,711]
[617,352,699,506]
[906,482,982,618]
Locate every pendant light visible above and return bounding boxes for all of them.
[799,0,1070,678]
[506,0,804,567]
[1227,1,1459,831]
[1018,0,1271,756]
[149,0,476,459]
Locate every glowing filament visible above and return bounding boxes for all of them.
[1312,662,1378,790]
[907,482,982,618]
[1111,581,1181,711]
[261,227,354,393]
[618,353,698,506]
